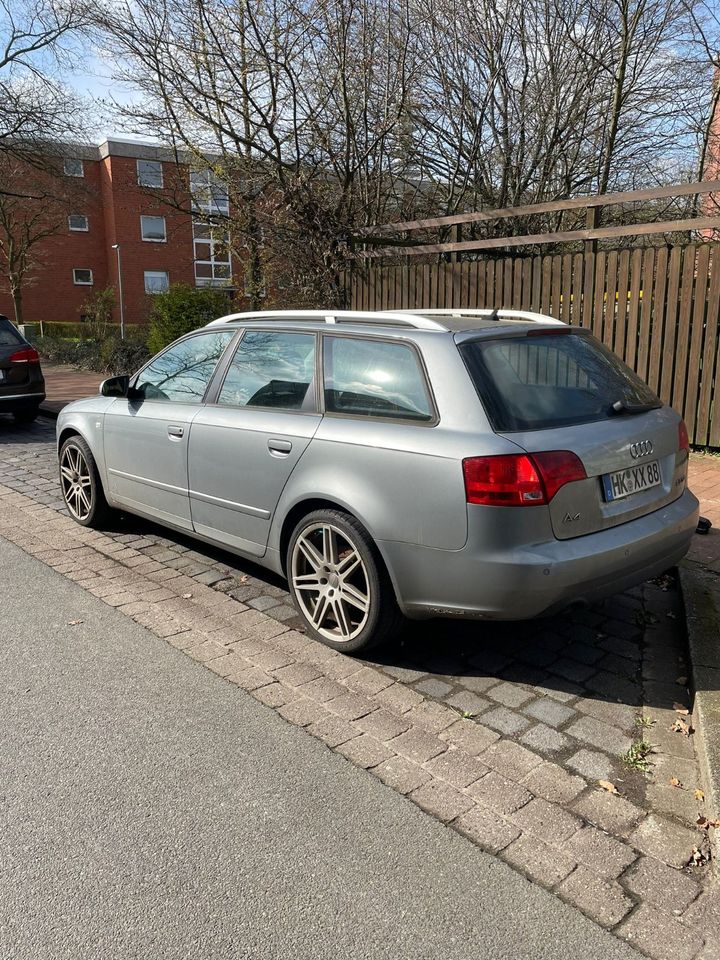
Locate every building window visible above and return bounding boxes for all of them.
[144,270,170,294]
[190,169,229,216]
[68,215,89,232]
[141,215,167,242]
[193,220,232,287]
[137,159,163,188]
[64,158,84,177]
[73,268,93,285]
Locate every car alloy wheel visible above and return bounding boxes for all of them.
[290,522,371,643]
[60,443,94,521]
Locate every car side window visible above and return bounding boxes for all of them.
[0,318,23,346]
[217,331,316,410]
[134,331,234,402]
[323,336,434,422]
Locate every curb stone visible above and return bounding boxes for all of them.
[679,562,720,877]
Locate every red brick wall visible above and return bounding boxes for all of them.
[101,155,196,326]
[0,148,201,328]
[0,158,110,326]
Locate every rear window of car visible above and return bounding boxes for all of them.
[459,331,660,431]
[0,318,23,347]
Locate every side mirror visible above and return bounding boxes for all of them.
[100,375,130,397]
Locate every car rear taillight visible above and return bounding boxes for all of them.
[531,451,587,501]
[9,347,39,363]
[463,452,586,507]
[678,420,689,452]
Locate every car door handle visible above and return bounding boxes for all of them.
[168,425,184,439]
[267,438,292,455]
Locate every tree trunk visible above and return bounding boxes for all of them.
[11,284,23,326]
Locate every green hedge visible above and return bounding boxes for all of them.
[37,335,151,376]
[37,321,143,339]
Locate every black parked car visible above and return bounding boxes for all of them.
[0,315,45,423]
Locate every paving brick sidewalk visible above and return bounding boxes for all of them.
[2,415,719,960]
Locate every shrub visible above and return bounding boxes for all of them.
[36,331,150,376]
[147,284,233,353]
[102,337,151,375]
[80,287,116,341]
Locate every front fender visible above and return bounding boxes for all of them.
[57,399,115,492]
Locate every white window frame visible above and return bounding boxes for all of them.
[64,158,84,177]
[140,215,167,243]
[190,168,230,216]
[72,268,93,285]
[68,215,89,232]
[137,159,164,188]
[193,218,232,287]
[144,270,170,294]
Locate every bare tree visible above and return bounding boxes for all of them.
[93,0,423,303]
[91,0,716,282]
[0,0,90,184]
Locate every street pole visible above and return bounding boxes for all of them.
[112,243,126,340]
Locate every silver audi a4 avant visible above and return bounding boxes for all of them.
[56,309,699,652]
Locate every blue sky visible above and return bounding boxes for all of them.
[64,47,149,142]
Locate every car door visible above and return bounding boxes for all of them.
[103,330,235,530]
[187,329,321,556]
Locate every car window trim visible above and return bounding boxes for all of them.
[206,327,320,414]
[320,331,439,427]
[129,328,240,405]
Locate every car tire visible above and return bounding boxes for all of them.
[59,434,113,528]
[13,406,39,424]
[286,508,404,653]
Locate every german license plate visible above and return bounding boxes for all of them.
[602,461,661,502]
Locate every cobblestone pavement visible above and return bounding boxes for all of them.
[2,414,718,960]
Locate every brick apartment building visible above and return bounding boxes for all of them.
[0,138,236,328]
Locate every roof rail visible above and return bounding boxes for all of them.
[393,308,566,326]
[207,309,447,331]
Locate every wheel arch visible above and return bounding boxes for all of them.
[57,419,110,502]
[57,425,83,451]
[278,497,403,605]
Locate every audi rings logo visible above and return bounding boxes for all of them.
[630,439,654,459]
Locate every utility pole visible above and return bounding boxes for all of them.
[111,243,125,340]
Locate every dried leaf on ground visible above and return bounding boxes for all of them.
[673,702,690,714]
[598,779,620,794]
[182,593,193,599]
[67,619,84,626]
[671,718,695,736]
[670,777,683,788]
[689,847,708,866]
[694,789,705,802]
[697,816,720,830]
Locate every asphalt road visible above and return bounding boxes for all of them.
[0,536,641,960]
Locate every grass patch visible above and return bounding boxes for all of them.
[634,714,655,729]
[621,739,654,772]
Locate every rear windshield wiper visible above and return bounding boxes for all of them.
[610,399,662,415]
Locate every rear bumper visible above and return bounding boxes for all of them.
[0,390,45,412]
[380,489,699,620]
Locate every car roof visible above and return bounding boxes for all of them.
[204,309,566,337]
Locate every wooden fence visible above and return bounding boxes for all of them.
[346,243,720,446]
